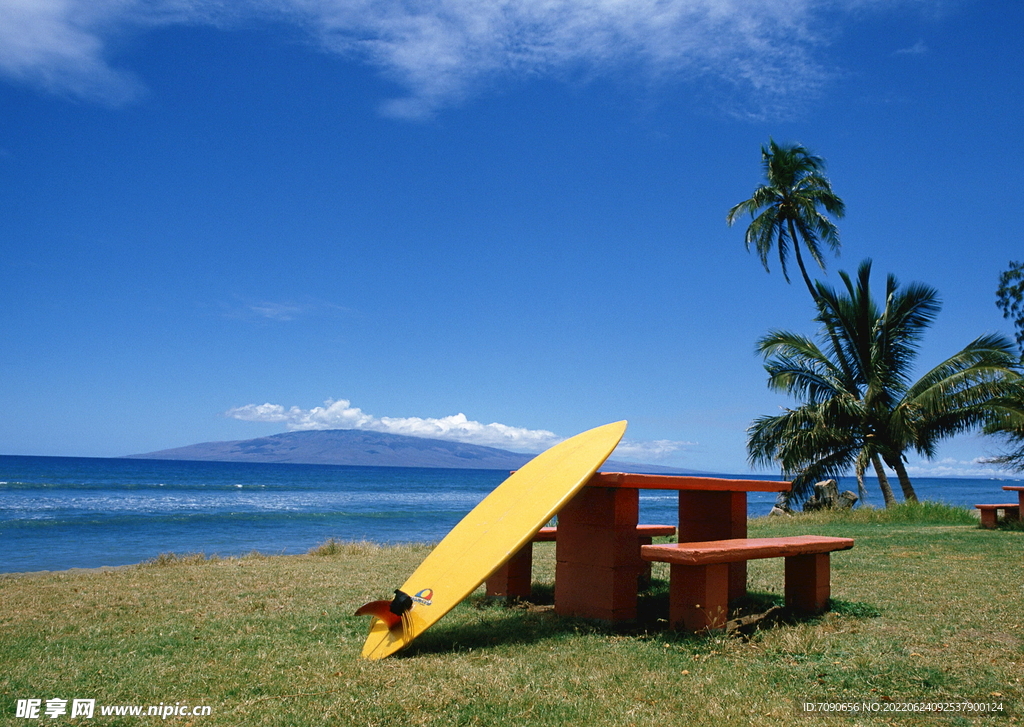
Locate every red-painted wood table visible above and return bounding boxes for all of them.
[1003,485,1024,509]
[553,472,791,622]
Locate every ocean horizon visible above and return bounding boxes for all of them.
[2,454,1019,574]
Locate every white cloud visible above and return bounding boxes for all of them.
[0,0,933,115]
[226,398,562,451]
[301,0,832,118]
[226,397,695,458]
[904,457,1018,479]
[612,438,696,461]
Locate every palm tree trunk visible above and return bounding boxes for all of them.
[870,454,897,507]
[787,218,818,300]
[855,459,868,503]
[885,455,919,502]
[786,219,861,411]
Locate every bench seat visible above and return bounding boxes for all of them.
[485,524,676,599]
[641,535,854,631]
[975,503,1021,529]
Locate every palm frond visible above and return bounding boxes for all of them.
[729,140,844,290]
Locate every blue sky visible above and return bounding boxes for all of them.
[0,0,1021,477]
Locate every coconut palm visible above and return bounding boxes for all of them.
[996,260,1024,355]
[727,140,845,299]
[980,380,1024,470]
[748,260,1021,505]
[981,263,1024,468]
[747,395,900,506]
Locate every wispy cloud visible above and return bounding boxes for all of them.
[0,0,934,116]
[246,302,306,322]
[0,0,145,105]
[226,397,694,458]
[894,39,928,55]
[215,297,354,322]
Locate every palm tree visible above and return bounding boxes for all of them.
[981,263,1024,468]
[981,380,1024,470]
[996,260,1024,356]
[748,260,1021,505]
[727,140,846,299]
[747,395,900,506]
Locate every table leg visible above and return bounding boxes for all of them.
[554,486,640,622]
[677,491,747,601]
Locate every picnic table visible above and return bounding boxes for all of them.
[552,472,792,622]
[975,485,1023,528]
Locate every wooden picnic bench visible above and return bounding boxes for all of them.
[485,524,676,599]
[975,503,1021,529]
[974,486,1023,528]
[641,535,854,631]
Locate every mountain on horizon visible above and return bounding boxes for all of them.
[126,428,706,474]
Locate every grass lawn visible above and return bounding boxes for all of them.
[1,504,1021,726]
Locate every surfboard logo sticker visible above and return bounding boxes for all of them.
[412,588,433,606]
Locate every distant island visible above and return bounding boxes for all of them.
[127,429,706,474]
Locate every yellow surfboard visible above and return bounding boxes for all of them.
[356,420,627,660]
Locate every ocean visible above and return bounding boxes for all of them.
[1,454,1019,574]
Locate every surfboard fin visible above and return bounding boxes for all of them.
[355,590,414,634]
[354,600,401,630]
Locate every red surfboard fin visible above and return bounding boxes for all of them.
[355,590,414,633]
[354,600,401,630]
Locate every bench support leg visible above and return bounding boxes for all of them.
[678,491,748,601]
[785,553,831,614]
[668,563,729,632]
[486,543,533,599]
[978,506,1021,528]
